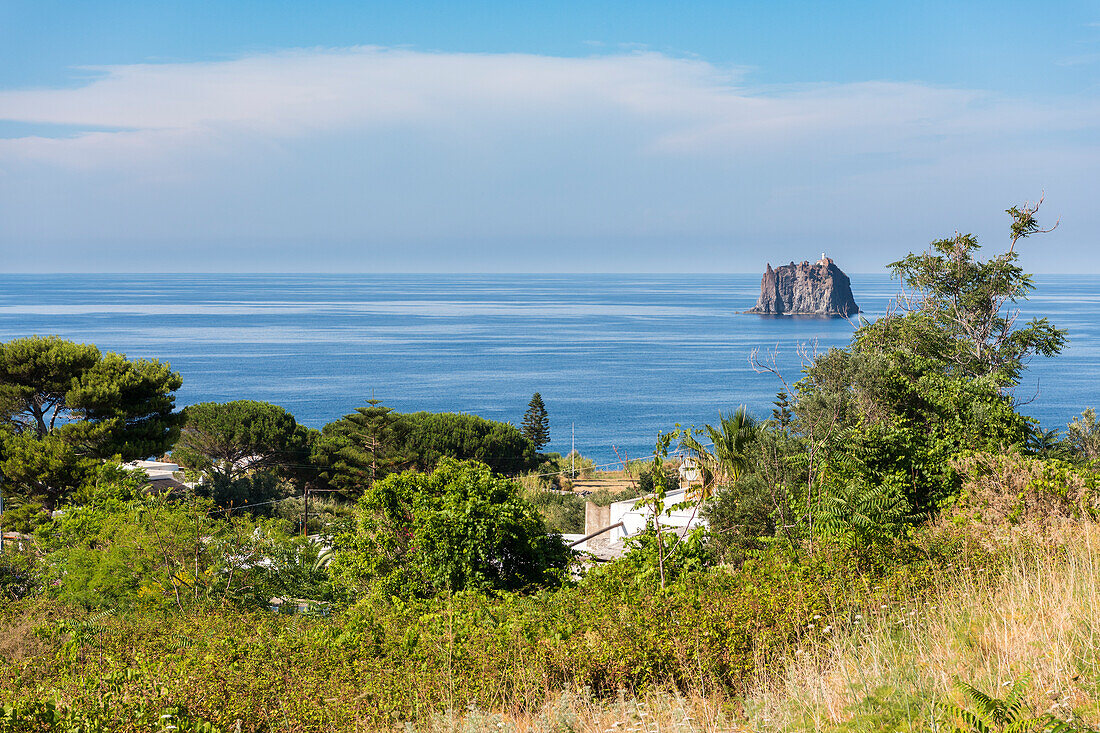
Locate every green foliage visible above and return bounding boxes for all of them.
[1028,426,1071,459]
[34,467,333,610]
[0,336,100,437]
[772,389,793,427]
[174,400,315,485]
[62,352,184,460]
[399,410,535,475]
[0,430,96,509]
[314,404,535,497]
[312,398,411,496]
[947,675,1098,732]
[0,497,49,533]
[0,553,40,601]
[615,526,715,585]
[0,665,222,732]
[951,452,1100,526]
[586,482,647,507]
[680,406,760,499]
[813,472,913,550]
[0,526,977,730]
[521,391,550,451]
[525,488,586,533]
[330,459,569,598]
[701,475,775,563]
[629,432,711,589]
[0,336,183,508]
[1067,409,1100,461]
[38,493,220,611]
[882,200,1066,383]
[557,449,596,480]
[797,346,1029,513]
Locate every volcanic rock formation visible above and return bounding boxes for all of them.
[748,257,860,316]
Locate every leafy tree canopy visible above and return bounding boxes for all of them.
[330,458,569,598]
[314,404,536,496]
[0,335,182,459]
[0,336,99,436]
[871,199,1066,383]
[311,399,413,496]
[174,400,313,484]
[0,337,182,507]
[399,411,535,474]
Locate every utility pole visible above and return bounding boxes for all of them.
[303,486,309,538]
[571,422,575,479]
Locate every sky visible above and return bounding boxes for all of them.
[1,1,1098,273]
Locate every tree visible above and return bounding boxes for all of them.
[172,400,315,508]
[1066,409,1100,460]
[679,406,760,502]
[399,411,535,474]
[0,337,182,457]
[521,392,550,450]
[0,336,100,436]
[0,337,182,507]
[63,352,184,460]
[174,400,310,484]
[0,431,95,509]
[312,399,412,496]
[704,407,760,486]
[772,390,793,428]
[314,406,536,495]
[875,197,1066,384]
[329,459,569,597]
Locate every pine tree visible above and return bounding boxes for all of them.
[521,393,550,451]
[772,390,793,428]
[319,399,411,493]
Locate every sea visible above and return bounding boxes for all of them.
[1,273,1097,466]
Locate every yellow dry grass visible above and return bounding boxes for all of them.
[431,524,1100,732]
[744,525,1100,731]
[414,690,737,733]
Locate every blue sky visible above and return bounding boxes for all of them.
[1,1,1098,272]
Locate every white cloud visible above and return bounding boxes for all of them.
[0,47,1097,271]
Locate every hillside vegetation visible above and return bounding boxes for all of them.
[2,200,1099,731]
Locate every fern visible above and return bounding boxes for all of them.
[947,676,1098,733]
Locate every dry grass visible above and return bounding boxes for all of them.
[743,524,1100,731]
[414,690,738,733]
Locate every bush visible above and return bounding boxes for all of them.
[330,459,570,598]
[525,489,586,533]
[0,498,49,534]
[0,553,39,601]
[0,528,980,731]
[702,475,775,564]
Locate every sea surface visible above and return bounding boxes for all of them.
[1,274,1097,465]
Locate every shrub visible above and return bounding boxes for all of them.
[702,475,775,564]
[525,489,586,533]
[330,459,570,598]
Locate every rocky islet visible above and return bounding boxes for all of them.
[748,257,860,316]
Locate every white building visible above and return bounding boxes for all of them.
[567,487,708,561]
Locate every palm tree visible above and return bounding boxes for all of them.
[706,406,760,485]
[680,406,759,502]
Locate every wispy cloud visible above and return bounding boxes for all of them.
[1056,52,1100,66]
[0,47,1096,271]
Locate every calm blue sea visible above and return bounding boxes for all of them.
[1,274,1096,465]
